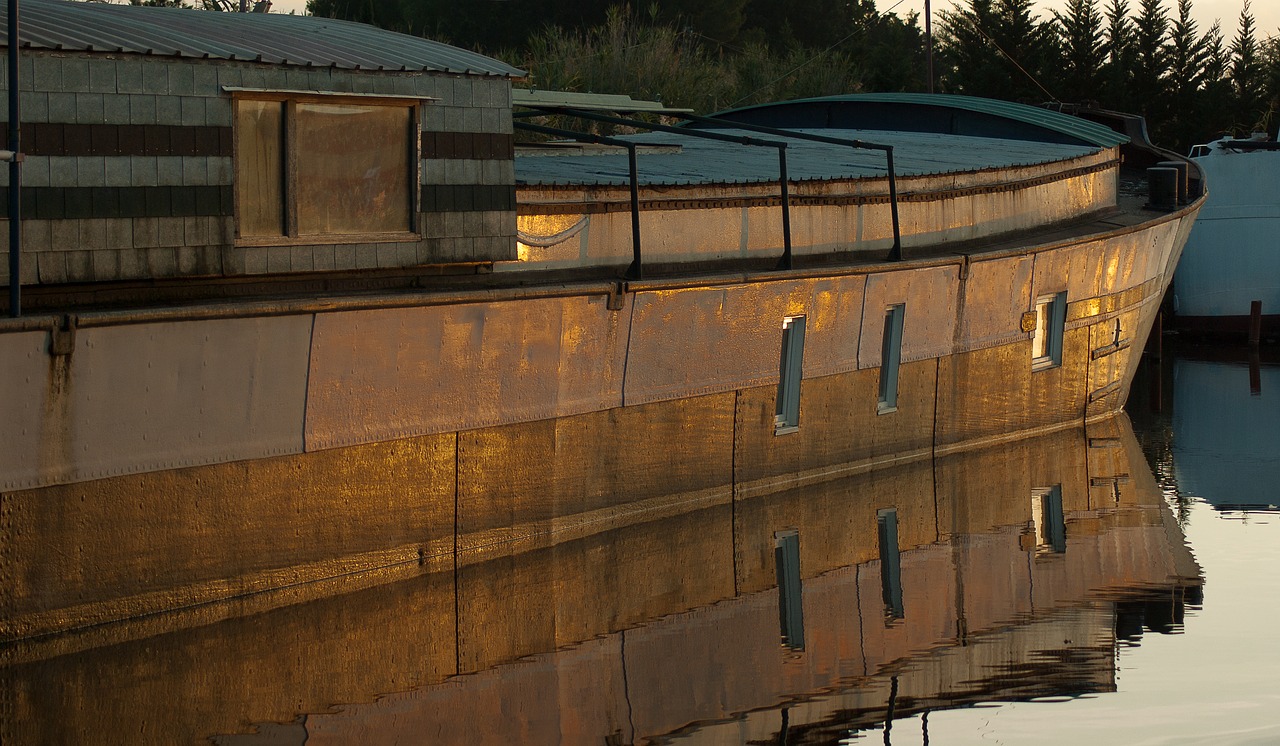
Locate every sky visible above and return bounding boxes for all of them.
[268,0,1280,39]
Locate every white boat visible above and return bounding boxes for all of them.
[1176,132,1280,338]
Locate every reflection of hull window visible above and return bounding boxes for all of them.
[877,508,904,620]
[775,316,806,434]
[774,529,805,649]
[235,95,417,243]
[1031,485,1066,554]
[1032,291,1067,370]
[878,304,905,414]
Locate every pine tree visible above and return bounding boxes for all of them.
[1131,0,1170,121]
[936,0,1007,97]
[1263,36,1280,135]
[1055,0,1106,103]
[989,0,1061,102]
[935,0,1058,101]
[1230,0,1266,132]
[1101,0,1136,109]
[1163,0,1208,149]
[1197,22,1236,139]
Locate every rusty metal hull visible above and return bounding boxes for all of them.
[0,197,1199,642]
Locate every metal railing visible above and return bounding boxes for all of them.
[517,106,797,274]
[515,105,906,279]
[514,120,644,280]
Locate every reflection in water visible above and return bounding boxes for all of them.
[1169,349,1280,512]
[0,413,1200,745]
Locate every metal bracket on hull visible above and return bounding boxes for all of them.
[48,314,77,357]
[606,282,626,311]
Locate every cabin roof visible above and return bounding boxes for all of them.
[516,128,1102,187]
[0,0,524,77]
[707,94,1130,149]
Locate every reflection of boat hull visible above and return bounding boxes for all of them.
[1175,138,1280,339]
[0,416,1200,744]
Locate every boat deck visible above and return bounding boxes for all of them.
[0,190,1176,324]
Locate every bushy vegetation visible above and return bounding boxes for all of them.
[305,0,1280,153]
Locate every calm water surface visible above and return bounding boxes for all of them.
[898,347,1280,746]
[5,344,1278,745]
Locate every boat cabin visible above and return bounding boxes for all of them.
[0,0,522,292]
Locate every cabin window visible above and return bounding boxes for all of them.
[235,94,417,243]
[878,304,905,414]
[1032,291,1067,370]
[775,315,806,434]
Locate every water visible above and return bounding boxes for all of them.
[3,343,1279,745]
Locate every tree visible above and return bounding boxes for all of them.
[937,0,1061,101]
[1197,22,1236,139]
[1055,0,1106,103]
[1131,0,1170,122]
[983,0,1062,102]
[1163,0,1209,149]
[1100,0,1137,108]
[739,0,857,51]
[648,0,750,45]
[935,0,1005,97]
[852,4,928,92]
[1264,36,1280,134]
[1230,0,1266,132]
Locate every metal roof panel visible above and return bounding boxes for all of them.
[516,128,1102,187]
[1,0,524,77]
[711,94,1130,149]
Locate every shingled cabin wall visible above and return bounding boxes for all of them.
[0,50,516,285]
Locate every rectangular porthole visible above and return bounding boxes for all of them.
[877,508,904,620]
[1030,485,1066,554]
[775,315,806,435]
[774,529,805,650]
[1032,291,1067,370]
[877,304,905,414]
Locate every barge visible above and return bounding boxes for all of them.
[0,0,1201,646]
[1177,132,1280,340]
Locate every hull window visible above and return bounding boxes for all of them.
[1032,291,1068,369]
[775,315,806,434]
[878,304,906,414]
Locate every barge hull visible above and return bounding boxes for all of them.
[0,202,1198,643]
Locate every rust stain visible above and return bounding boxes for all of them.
[36,342,74,488]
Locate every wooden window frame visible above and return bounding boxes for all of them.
[232,91,423,247]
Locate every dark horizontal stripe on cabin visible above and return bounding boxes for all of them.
[420,184,515,213]
[421,132,514,160]
[0,123,232,157]
[0,185,233,219]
